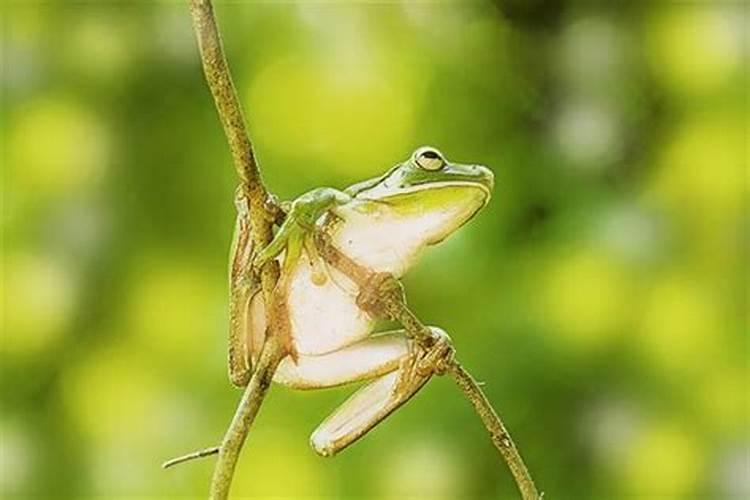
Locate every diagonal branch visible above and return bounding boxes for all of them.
[448,363,540,500]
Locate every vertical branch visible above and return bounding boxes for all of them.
[189,0,259,189]
[210,337,285,498]
[189,0,279,301]
[189,1,282,498]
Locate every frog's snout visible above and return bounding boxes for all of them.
[472,164,495,193]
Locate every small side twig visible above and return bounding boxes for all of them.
[162,446,220,469]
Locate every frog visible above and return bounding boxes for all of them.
[228,146,494,456]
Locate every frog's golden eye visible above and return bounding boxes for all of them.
[414,147,445,171]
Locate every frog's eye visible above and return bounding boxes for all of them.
[414,147,445,171]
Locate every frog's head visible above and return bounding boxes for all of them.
[351,146,494,246]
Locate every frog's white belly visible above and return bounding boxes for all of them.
[286,255,372,356]
[283,197,477,356]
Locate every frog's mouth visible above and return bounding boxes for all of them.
[356,182,491,247]
[416,180,493,207]
[362,181,493,210]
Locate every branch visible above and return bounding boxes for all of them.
[210,337,284,498]
[162,446,219,469]
[189,1,282,498]
[314,233,540,500]
[189,0,279,301]
[448,363,540,500]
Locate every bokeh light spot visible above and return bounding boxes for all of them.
[541,248,630,350]
[377,435,465,500]
[8,98,109,197]
[646,6,742,95]
[637,274,721,378]
[61,343,163,443]
[65,15,131,82]
[247,56,417,176]
[623,421,704,496]
[697,366,748,434]
[648,116,744,222]
[554,100,621,169]
[126,258,221,370]
[2,251,78,356]
[231,428,325,497]
[0,420,33,494]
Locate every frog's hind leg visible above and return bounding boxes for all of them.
[273,331,406,389]
[310,370,429,457]
[306,327,454,457]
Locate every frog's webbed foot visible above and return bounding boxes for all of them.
[253,187,350,271]
[309,327,453,457]
[395,327,454,396]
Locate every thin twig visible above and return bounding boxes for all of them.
[162,446,220,469]
[448,363,540,500]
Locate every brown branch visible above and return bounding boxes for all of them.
[188,1,282,498]
[448,363,540,500]
[189,0,279,302]
[210,336,285,498]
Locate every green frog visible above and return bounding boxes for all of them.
[228,146,494,456]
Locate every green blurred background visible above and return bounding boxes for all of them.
[1,1,747,498]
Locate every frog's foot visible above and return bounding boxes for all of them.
[416,327,455,376]
[310,369,431,457]
[305,328,451,457]
[356,272,406,320]
[253,187,350,271]
[263,192,288,224]
[395,327,454,396]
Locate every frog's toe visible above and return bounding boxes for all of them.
[415,327,455,377]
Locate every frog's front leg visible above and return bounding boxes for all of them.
[274,327,454,457]
[252,187,351,360]
[253,187,351,271]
